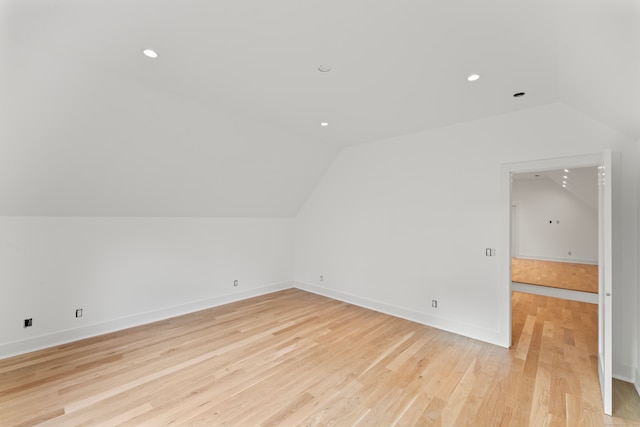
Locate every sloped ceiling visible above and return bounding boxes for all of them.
[0,0,638,217]
[513,167,598,211]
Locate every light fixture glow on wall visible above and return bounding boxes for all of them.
[467,74,480,81]
[143,49,158,58]
[320,122,329,127]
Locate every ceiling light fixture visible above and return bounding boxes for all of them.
[143,49,158,58]
[318,65,331,73]
[563,175,568,179]
[320,122,329,127]
[467,74,480,82]
[513,92,525,97]
[564,169,569,173]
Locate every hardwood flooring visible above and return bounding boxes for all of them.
[0,289,638,426]
[512,258,599,294]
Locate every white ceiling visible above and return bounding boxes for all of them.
[1,0,638,216]
[513,166,598,210]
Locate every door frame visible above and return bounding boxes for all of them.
[510,202,519,258]
[499,151,612,413]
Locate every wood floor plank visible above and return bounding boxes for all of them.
[0,288,636,426]
[512,257,598,293]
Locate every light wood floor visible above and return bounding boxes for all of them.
[1,289,638,426]
[512,258,599,294]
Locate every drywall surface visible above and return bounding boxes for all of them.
[294,103,638,378]
[0,217,293,358]
[637,139,640,394]
[512,176,598,263]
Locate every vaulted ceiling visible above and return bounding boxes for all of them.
[1,0,638,216]
[513,167,598,211]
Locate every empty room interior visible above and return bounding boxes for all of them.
[511,167,600,299]
[1,0,639,425]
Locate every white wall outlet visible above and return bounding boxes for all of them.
[234,280,238,287]
[432,300,438,308]
[320,275,324,282]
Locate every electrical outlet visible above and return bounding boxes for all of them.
[234,280,238,287]
[24,318,32,328]
[76,309,83,318]
[320,275,324,282]
[568,251,572,256]
[432,300,438,308]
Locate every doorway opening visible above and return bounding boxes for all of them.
[510,166,598,303]
[500,151,612,414]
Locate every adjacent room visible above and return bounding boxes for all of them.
[511,166,598,296]
[1,0,639,425]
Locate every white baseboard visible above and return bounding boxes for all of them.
[511,282,598,304]
[0,281,293,361]
[616,366,640,397]
[612,363,636,384]
[294,281,506,348]
[516,254,598,265]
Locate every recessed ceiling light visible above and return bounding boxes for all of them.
[318,65,331,73]
[467,74,480,82]
[143,49,158,58]
[562,184,567,188]
[513,92,525,97]
[563,175,568,179]
[564,169,569,173]
[320,122,329,127]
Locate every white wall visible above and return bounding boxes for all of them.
[637,139,640,395]
[293,103,638,379]
[0,217,293,358]
[512,177,598,263]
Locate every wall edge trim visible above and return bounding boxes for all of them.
[294,281,507,348]
[0,281,293,360]
[516,255,598,265]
